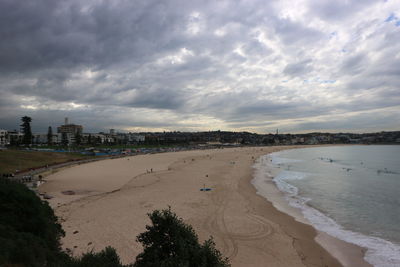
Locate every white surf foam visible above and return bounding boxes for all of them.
[294,196,400,267]
[253,153,400,267]
[270,152,303,165]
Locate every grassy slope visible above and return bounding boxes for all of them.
[0,150,93,174]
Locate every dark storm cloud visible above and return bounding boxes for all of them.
[121,88,189,110]
[0,0,399,133]
[0,0,210,75]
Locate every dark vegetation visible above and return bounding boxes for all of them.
[0,177,230,267]
[20,116,33,145]
[0,149,94,174]
[135,208,230,267]
[0,177,67,266]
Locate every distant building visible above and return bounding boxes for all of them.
[128,133,145,143]
[33,134,48,144]
[31,133,58,144]
[0,129,9,146]
[57,117,83,135]
[57,117,83,145]
[91,133,106,144]
[7,130,23,145]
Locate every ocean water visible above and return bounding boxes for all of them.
[253,145,400,267]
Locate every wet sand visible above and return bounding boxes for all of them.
[39,146,370,266]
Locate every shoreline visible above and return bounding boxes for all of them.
[251,150,372,267]
[261,145,400,267]
[38,146,368,266]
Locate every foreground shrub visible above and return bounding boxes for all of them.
[64,247,126,267]
[0,177,66,266]
[135,208,230,267]
[0,177,229,266]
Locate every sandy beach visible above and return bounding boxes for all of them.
[39,146,371,266]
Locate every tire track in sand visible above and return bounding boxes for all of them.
[202,186,274,261]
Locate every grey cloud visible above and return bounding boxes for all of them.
[369,56,400,77]
[273,18,324,45]
[242,39,272,57]
[0,0,399,133]
[308,0,376,22]
[292,110,400,133]
[341,53,369,75]
[0,106,180,133]
[193,88,331,123]
[333,96,400,114]
[283,59,313,76]
[121,88,189,110]
[0,0,190,73]
[342,48,400,92]
[346,78,387,91]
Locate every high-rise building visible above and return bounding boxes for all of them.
[57,118,83,144]
[57,117,83,135]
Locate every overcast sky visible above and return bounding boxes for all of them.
[0,0,399,133]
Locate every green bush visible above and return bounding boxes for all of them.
[64,247,126,267]
[0,177,66,266]
[135,208,230,267]
[0,178,229,267]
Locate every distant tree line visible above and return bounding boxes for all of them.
[0,177,230,267]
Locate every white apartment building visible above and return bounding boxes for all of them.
[33,133,60,144]
[128,133,145,142]
[0,129,9,146]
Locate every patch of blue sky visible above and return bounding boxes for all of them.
[320,80,336,84]
[303,77,336,84]
[385,13,397,22]
[385,13,400,26]
[315,77,336,84]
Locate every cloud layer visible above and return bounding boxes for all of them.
[0,0,399,133]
